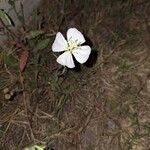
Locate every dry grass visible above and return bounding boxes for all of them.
[0,0,150,150]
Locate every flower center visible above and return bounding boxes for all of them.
[66,40,79,52]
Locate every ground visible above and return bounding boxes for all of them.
[0,0,150,150]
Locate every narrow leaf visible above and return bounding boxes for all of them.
[0,9,15,26]
[24,144,46,150]
[25,30,44,39]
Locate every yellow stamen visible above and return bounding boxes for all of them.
[66,40,79,52]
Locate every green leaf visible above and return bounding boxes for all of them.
[35,39,50,50]
[0,9,14,26]
[24,145,46,150]
[0,128,4,138]
[25,30,44,39]
[4,54,18,69]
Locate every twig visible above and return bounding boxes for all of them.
[58,0,66,31]
[19,72,36,144]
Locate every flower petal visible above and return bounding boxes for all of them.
[67,28,85,45]
[72,46,91,64]
[57,51,75,68]
[52,32,67,52]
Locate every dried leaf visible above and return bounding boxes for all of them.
[19,50,29,72]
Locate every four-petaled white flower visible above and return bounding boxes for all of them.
[52,28,91,68]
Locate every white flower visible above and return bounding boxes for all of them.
[52,28,91,68]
